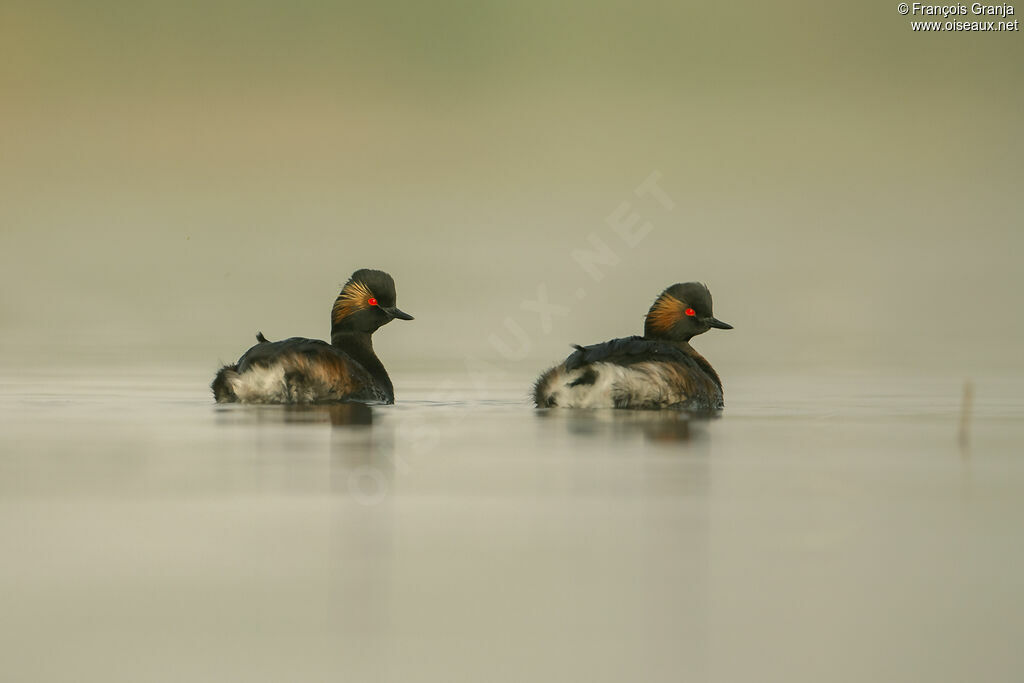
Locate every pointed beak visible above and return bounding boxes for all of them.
[708,317,733,330]
[383,306,414,321]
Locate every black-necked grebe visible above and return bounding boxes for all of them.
[212,269,413,404]
[533,282,732,410]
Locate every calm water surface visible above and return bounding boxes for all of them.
[1,368,1022,682]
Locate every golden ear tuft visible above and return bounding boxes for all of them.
[332,280,373,323]
[646,292,685,333]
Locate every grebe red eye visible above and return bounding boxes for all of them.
[367,297,378,307]
[684,308,696,317]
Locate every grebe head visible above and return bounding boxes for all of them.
[643,282,732,342]
[331,268,414,337]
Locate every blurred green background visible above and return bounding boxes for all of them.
[2,1,1021,378]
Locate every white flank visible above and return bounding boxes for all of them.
[539,362,688,409]
[225,365,293,404]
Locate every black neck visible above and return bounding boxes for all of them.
[678,340,722,392]
[331,331,394,401]
[649,338,722,392]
